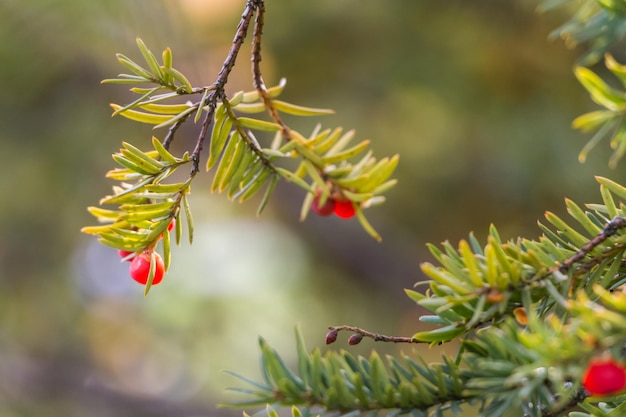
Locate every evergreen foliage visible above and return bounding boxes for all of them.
[82,0,626,416]
[81,2,398,293]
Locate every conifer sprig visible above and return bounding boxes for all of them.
[227,178,626,417]
[82,0,399,291]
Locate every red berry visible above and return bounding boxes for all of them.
[118,249,135,261]
[312,192,335,216]
[334,199,356,219]
[582,357,626,396]
[167,219,175,232]
[129,252,165,286]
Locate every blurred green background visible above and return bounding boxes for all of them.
[1,1,625,416]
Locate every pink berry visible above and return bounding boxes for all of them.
[167,219,175,232]
[334,199,356,219]
[582,357,626,396]
[129,252,164,286]
[312,191,335,216]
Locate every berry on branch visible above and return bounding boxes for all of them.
[129,252,165,286]
[334,198,356,219]
[312,191,335,216]
[582,357,626,396]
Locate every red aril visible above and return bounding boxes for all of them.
[129,252,164,286]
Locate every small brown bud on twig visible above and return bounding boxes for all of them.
[348,333,363,345]
[325,329,338,345]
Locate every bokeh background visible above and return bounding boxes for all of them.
[2,1,625,416]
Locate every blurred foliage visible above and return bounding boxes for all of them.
[1,0,625,416]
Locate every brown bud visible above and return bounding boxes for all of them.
[325,329,338,345]
[348,333,363,345]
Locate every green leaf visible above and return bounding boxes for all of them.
[275,167,315,194]
[242,78,287,102]
[257,174,278,216]
[271,100,335,116]
[212,132,241,193]
[294,328,310,389]
[182,192,194,244]
[143,251,158,296]
[325,129,356,156]
[572,110,617,132]
[195,88,211,123]
[609,122,626,168]
[140,102,194,115]
[207,109,232,171]
[220,137,248,193]
[115,53,153,79]
[174,210,182,245]
[101,76,153,85]
[313,127,345,154]
[112,87,161,115]
[162,47,173,84]
[153,107,196,129]
[238,117,281,132]
[371,179,398,195]
[228,151,257,200]
[361,155,400,192]
[152,136,178,164]
[87,206,120,221]
[575,66,626,111]
[162,66,193,93]
[162,225,171,271]
[605,53,626,89]
[292,141,325,167]
[136,38,164,80]
[356,207,382,242]
[233,102,266,114]
[578,116,620,163]
[228,91,245,107]
[299,189,315,221]
[144,182,187,193]
[121,142,164,172]
[238,169,272,203]
[112,154,159,175]
[596,176,626,202]
[302,160,329,194]
[322,140,370,164]
[411,324,465,343]
[110,104,172,126]
[122,207,173,223]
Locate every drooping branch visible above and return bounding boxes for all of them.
[190,0,261,175]
[251,0,293,144]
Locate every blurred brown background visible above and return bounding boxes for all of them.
[1,1,624,416]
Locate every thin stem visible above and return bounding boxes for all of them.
[557,216,626,273]
[251,0,292,143]
[327,325,423,344]
[163,115,189,150]
[222,98,275,168]
[190,0,259,176]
